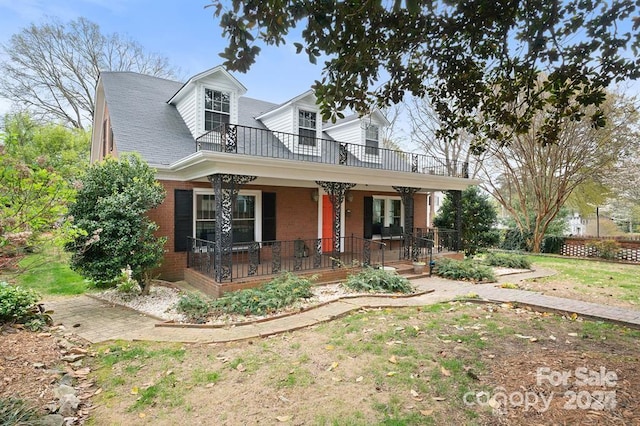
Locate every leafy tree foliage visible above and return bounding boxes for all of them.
[210,0,639,150]
[2,112,89,179]
[66,154,166,290]
[0,17,178,129]
[0,147,74,257]
[434,187,499,256]
[0,114,80,257]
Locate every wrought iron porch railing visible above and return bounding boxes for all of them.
[415,228,459,253]
[195,124,469,178]
[187,235,388,283]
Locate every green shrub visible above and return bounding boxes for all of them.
[0,397,40,426]
[66,154,166,289]
[211,272,315,316]
[432,258,496,282]
[483,252,531,269]
[500,228,530,251]
[344,267,414,294]
[0,282,40,323]
[541,235,565,254]
[586,239,621,260]
[175,292,211,323]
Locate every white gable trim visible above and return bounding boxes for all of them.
[167,66,247,105]
[256,90,316,121]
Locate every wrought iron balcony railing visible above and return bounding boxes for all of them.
[195,124,469,178]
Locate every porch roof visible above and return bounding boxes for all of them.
[155,150,478,192]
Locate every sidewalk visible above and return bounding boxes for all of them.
[45,268,640,344]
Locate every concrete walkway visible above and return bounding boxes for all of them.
[45,268,640,344]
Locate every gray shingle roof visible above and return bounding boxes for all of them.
[101,72,283,166]
[101,72,195,165]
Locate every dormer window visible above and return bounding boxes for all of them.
[365,125,380,155]
[204,89,230,131]
[298,110,317,146]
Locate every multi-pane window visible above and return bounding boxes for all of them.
[204,89,230,131]
[196,194,216,240]
[195,194,256,243]
[298,110,317,146]
[365,125,379,155]
[372,196,403,234]
[389,199,401,226]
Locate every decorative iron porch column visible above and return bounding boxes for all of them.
[208,173,257,282]
[393,186,421,260]
[452,189,463,252]
[316,181,356,267]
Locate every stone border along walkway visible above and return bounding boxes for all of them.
[44,268,640,344]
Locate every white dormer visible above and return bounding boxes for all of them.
[257,90,321,156]
[167,66,247,139]
[324,110,390,164]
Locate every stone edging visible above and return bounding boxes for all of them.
[84,293,168,322]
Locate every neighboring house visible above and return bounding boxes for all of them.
[568,212,587,236]
[91,66,477,291]
[426,191,445,227]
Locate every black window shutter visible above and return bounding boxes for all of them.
[262,192,276,242]
[363,196,373,239]
[174,189,193,252]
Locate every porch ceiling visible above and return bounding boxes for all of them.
[153,151,479,191]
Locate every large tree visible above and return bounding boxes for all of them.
[479,94,638,251]
[210,0,639,150]
[0,17,178,130]
[407,97,483,178]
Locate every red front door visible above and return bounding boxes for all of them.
[322,195,333,252]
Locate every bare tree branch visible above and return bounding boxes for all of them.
[0,17,179,129]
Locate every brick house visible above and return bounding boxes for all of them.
[90,66,476,292]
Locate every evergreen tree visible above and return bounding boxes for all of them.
[434,187,499,256]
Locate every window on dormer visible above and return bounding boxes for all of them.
[298,110,317,146]
[204,89,230,131]
[365,125,379,155]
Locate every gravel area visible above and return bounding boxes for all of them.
[93,267,525,325]
[93,285,185,322]
[93,282,415,325]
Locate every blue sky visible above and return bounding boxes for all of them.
[0,0,324,115]
[1,1,638,125]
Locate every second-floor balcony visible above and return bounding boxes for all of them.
[195,124,469,179]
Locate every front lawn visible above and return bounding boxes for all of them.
[0,242,87,298]
[524,255,640,308]
[87,302,640,425]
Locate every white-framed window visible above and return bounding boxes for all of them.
[193,189,262,244]
[372,196,403,234]
[204,88,231,132]
[365,125,379,155]
[298,110,317,146]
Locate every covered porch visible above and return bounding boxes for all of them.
[151,123,474,288]
[184,227,460,296]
